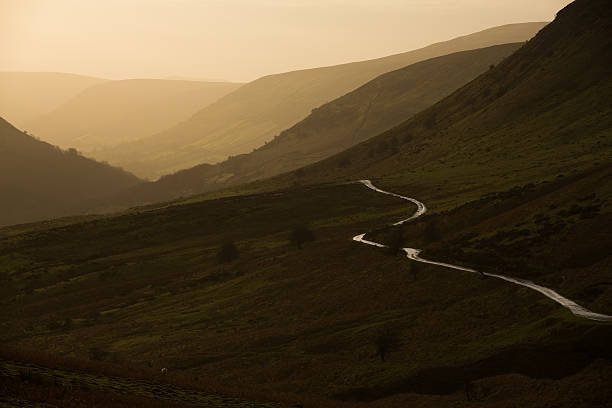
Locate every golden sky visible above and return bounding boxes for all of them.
[1,0,573,82]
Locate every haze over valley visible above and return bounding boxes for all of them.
[1,1,610,407]
[91,22,545,179]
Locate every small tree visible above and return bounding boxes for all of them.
[424,113,437,129]
[89,346,110,361]
[377,140,389,155]
[410,262,421,280]
[374,328,399,362]
[387,227,404,256]
[465,380,475,401]
[216,241,239,263]
[390,136,399,154]
[423,221,441,244]
[62,317,73,331]
[338,156,351,168]
[290,225,315,249]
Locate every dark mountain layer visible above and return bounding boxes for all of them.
[96,23,546,179]
[0,118,140,226]
[106,43,523,206]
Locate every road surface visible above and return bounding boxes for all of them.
[352,179,612,322]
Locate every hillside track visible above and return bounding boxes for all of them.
[352,179,612,322]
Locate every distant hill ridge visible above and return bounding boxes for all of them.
[0,72,107,129]
[270,0,612,194]
[27,79,242,153]
[95,22,547,179]
[110,42,524,206]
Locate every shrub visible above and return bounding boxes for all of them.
[423,221,441,244]
[377,140,389,155]
[89,346,110,361]
[290,225,315,249]
[390,136,399,154]
[338,156,351,168]
[374,328,400,362]
[62,318,73,331]
[18,369,45,385]
[424,113,437,129]
[496,86,509,98]
[216,242,239,263]
[47,320,63,331]
[387,228,404,256]
[410,262,422,280]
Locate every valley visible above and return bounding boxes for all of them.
[1,0,610,406]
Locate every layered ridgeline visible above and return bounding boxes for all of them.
[27,79,242,153]
[265,0,612,204]
[0,118,140,226]
[2,2,612,406]
[96,23,546,179]
[0,72,107,129]
[110,43,523,205]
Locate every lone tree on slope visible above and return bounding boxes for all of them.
[387,227,405,256]
[217,241,239,263]
[410,262,421,280]
[290,225,315,249]
[375,328,400,362]
[423,220,441,244]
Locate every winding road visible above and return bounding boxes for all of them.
[352,179,612,322]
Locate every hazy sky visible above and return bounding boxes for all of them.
[1,0,573,82]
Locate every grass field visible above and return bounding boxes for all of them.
[2,170,611,406]
[0,358,282,408]
[1,2,611,406]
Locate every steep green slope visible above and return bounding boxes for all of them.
[0,72,108,129]
[0,117,140,226]
[114,43,521,204]
[97,23,546,179]
[28,79,242,154]
[271,0,611,206]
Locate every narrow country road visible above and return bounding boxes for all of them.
[352,179,612,322]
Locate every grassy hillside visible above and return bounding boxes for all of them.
[0,350,282,408]
[262,0,611,206]
[113,43,522,205]
[0,72,108,129]
[28,79,242,155]
[0,117,141,226]
[96,23,546,179]
[1,169,611,407]
[2,1,611,406]
[117,0,609,210]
